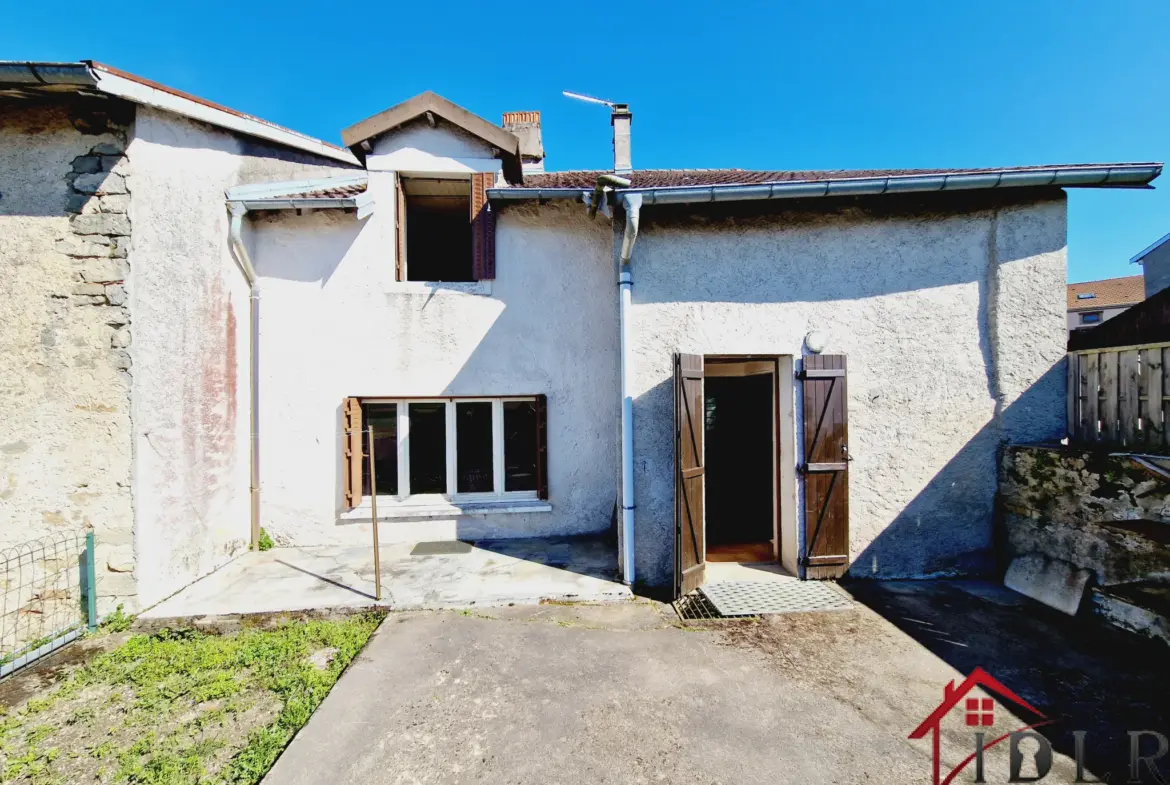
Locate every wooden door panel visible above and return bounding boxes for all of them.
[675,353,706,597]
[801,355,849,579]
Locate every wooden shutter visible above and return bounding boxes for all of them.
[800,355,850,579]
[394,173,407,282]
[674,353,706,597]
[470,172,496,280]
[535,394,549,499]
[343,397,363,509]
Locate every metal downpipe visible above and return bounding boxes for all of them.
[618,193,642,585]
[228,203,261,549]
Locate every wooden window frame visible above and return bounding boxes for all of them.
[357,396,543,505]
[394,172,496,283]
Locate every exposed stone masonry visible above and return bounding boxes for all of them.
[61,140,133,382]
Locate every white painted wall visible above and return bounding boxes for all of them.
[628,195,1068,587]
[366,119,500,175]
[127,107,355,607]
[251,196,618,547]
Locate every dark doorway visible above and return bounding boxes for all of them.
[704,370,775,562]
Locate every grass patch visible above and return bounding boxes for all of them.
[0,612,383,784]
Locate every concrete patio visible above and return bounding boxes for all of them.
[140,536,632,620]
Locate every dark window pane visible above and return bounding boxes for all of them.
[409,403,447,493]
[456,402,493,493]
[504,400,538,492]
[405,195,473,282]
[361,404,397,496]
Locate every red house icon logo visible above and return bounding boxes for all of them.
[908,667,1049,785]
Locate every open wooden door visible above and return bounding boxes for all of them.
[800,355,850,579]
[675,353,706,597]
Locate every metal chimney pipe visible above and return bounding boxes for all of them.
[611,103,632,175]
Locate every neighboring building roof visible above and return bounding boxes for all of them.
[1068,283,1170,351]
[1067,275,1145,311]
[0,60,359,166]
[340,91,522,184]
[225,174,373,218]
[1130,230,1170,264]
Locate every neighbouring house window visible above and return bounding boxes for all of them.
[1081,311,1103,325]
[395,172,496,283]
[342,396,547,506]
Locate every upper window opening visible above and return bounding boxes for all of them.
[402,177,474,282]
[1076,293,1096,300]
[1080,311,1103,325]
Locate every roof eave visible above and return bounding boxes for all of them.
[341,91,523,184]
[1131,230,1170,264]
[490,163,1163,204]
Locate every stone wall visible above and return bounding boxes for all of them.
[1000,445,1170,586]
[0,100,137,614]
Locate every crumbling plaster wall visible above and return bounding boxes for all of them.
[127,107,354,607]
[0,101,137,614]
[250,199,617,546]
[629,194,1067,588]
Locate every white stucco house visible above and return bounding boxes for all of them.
[1,60,1162,609]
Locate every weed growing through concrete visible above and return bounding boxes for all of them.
[0,612,383,784]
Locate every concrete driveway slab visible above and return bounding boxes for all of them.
[262,581,1170,785]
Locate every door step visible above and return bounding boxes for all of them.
[1090,581,1170,646]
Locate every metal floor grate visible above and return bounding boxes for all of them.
[674,591,757,622]
[697,580,854,617]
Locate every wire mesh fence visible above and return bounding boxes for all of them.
[0,530,96,677]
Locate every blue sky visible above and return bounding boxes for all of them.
[5,0,1167,283]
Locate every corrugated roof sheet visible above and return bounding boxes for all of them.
[518,164,1134,190]
[1067,275,1145,310]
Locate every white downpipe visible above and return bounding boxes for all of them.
[228,203,261,548]
[618,194,642,585]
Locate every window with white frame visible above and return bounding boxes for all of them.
[342,396,547,506]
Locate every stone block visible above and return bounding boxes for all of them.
[70,213,131,236]
[100,155,124,172]
[1004,553,1092,615]
[109,239,128,258]
[105,284,127,306]
[65,193,101,215]
[72,172,127,195]
[78,259,128,283]
[56,236,111,258]
[111,349,132,371]
[90,142,125,156]
[72,294,107,306]
[104,308,130,327]
[70,155,101,174]
[111,328,132,349]
[99,194,130,213]
[72,283,106,297]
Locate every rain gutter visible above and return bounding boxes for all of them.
[625,164,1162,205]
[488,163,1163,206]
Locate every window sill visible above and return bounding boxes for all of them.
[340,497,551,521]
[386,280,492,296]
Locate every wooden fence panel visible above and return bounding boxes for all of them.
[1119,350,1141,446]
[1068,342,1170,448]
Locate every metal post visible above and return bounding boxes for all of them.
[84,530,97,632]
[368,427,382,602]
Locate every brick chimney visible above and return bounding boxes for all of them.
[610,103,632,175]
[502,111,545,174]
